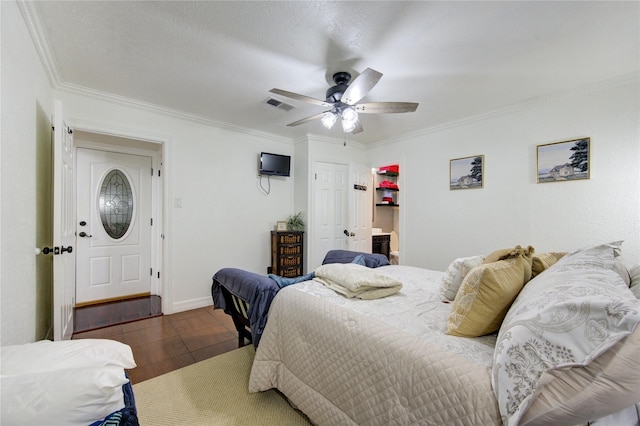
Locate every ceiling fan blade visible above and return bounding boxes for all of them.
[286,112,326,127]
[355,102,419,114]
[270,88,333,108]
[342,68,383,105]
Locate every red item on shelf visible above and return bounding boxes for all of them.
[379,164,399,174]
[379,180,399,189]
[382,196,393,202]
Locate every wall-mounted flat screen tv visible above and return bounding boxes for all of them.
[259,152,291,177]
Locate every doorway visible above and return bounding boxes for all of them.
[74,131,163,314]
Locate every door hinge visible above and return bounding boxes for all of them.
[157,271,160,279]
[151,168,154,176]
[158,169,161,177]
[150,218,153,226]
[150,268,153,276]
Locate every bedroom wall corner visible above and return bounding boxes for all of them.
[1,1,54,345]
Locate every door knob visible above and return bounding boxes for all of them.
[343,230,355,237]
[79,232,92,238]
[61,246,73,254]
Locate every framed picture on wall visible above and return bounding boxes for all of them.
[450,155,484,190]
[536,137,590,183]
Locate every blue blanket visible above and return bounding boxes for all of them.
[212,268,280,347]
[89,375,138,426]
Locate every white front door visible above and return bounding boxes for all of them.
[75,148,152,304]
[312,162,349,268]
[53,100,76,340]
[348,164,373,252]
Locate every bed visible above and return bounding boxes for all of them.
[248,243,640,425]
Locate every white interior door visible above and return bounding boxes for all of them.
[76,148,152,304]
[348,164,373,252]
[312,162,349,268]
[53,100,75,340]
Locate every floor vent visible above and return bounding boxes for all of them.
[265,97,295,111]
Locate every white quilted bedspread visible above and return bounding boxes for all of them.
[249,265,502,425]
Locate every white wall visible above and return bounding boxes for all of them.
[367,76,640,271]
[1,1,54,345]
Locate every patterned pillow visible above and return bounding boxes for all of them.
[439,255,484,302]
[531,252,566,278]
[492,242,640,426]
[446,246,534,337]
[520,327,640,425]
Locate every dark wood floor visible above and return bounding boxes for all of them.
[74,295,163,333]
[72,305,239,384]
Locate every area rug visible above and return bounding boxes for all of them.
[132,345,312,425]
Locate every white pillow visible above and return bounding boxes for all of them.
[439,255,484,302]
[0,339,136,374]
[1,366,128,426]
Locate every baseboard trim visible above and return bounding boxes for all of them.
[171,296,213,314]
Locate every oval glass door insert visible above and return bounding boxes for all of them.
[99,169,134,239]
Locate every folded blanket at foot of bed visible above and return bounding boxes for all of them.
[313,263,403,299]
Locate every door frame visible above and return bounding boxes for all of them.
[309,157,372,269]
[72,128,165,304]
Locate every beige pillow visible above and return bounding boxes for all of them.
[447,247,533,337]
[484,244,535,265]
[531,252,566,278]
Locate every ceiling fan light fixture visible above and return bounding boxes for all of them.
[321,111,338,129]
[341,107,358,132]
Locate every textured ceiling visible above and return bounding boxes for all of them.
[25,1,639,143]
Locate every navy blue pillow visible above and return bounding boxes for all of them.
[322,250,390,268]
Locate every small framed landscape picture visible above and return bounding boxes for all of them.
[276,221,288,231]
[537,137,590,183]
[450,155,484,190]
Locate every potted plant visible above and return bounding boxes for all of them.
[287,211,305,232]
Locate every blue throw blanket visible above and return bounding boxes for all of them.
[212,268,281,347]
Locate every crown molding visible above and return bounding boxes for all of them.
[56,82,292,144]
[18,0,62,87]
[369,72,640,149]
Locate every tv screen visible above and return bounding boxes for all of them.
[259,152,291,177]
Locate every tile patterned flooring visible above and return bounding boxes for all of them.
[72,306,239,384]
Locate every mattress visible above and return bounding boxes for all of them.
[249,265,502,425]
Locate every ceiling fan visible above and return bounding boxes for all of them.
[270,68,419,134]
